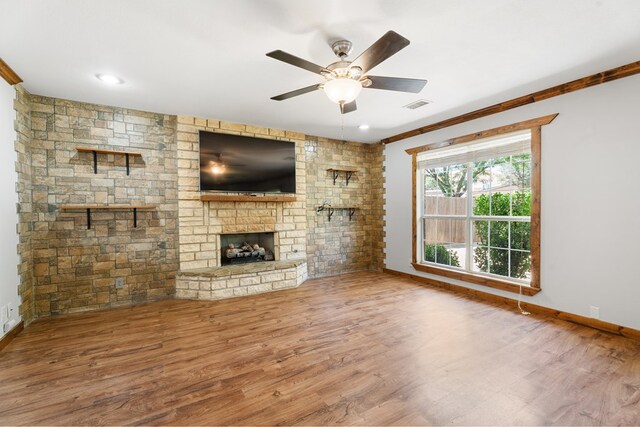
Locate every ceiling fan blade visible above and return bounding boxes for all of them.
[340,100,357,114]
[271,84,321,101]
[266,50,330,75]
[350,31,410,74]
[365,76,427,93]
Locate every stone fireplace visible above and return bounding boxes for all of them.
[174,115,309,301]
[220,232,275,265]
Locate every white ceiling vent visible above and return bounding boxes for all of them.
[403,99,432,110]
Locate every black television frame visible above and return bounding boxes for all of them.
[198,130,297,195]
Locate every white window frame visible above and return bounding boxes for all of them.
[418,156,532,285]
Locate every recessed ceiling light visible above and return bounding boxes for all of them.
[358,124,370,130]
[96,74,124,85]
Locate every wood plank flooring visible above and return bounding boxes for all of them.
[1,272,639,425]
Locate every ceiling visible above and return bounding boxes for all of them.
[1,0,639,143]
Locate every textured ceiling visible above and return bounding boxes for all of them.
[1,0,639,142]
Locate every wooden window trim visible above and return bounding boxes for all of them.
[410,262,540,296]
[408,114,557,295]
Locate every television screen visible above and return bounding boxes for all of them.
[199,131,296,193]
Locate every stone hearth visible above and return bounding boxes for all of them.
[176,259,307,300]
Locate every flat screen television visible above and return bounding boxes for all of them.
[199,131,296,193]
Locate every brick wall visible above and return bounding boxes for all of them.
[305,137,385,277]
[28,96,178,315]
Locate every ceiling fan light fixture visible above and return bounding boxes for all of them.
[323,78,362,104]
[348,66,363,79]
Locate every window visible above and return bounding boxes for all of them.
[406,115,556,295]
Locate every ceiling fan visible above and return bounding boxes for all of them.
[266,31,427,114]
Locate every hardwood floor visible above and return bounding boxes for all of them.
[1,272,639,426]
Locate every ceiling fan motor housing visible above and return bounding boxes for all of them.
[331,40,353,58]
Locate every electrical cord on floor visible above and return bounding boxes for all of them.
[518,284,531,316]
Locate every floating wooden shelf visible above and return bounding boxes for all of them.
[200,194,298,202]
[61,205,156,210]
[76,146,143,175]
[327,168,357,185]
[60,205,157,229]
[316,205,360,221]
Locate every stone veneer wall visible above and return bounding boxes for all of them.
[28,96,178,315]
[14,92,385,316]
[175,117,307,271]
[14,85,35,323]
[305,137,385,277]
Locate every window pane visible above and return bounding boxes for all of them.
[509,154,531,216]
[489,220,509,249]
[424,218,449,265]
[510,222,531,250]
[472,220,488,246]
[489,157,511,217]
[472,220,488,273]
[424,243,461,267]
[423,219,463,268]
[510,153,531,189]
[489,248,510,277]
[423,170,439,215]
[424,194,437,215]
[448,219,466,268]
[473,246,489,273]
[510,250,531,279]
[423,165,468,216]
[471,161,491,215]
[489,192,510,216]
[511,191,531,216]
[424,244,435,263]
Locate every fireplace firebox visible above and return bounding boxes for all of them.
[220,232,275,266]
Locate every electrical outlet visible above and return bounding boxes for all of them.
[7,303,14,318]
[115,277,125,289]
[590,306,600,319]
[3,320,16,334]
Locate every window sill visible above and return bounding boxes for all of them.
[411,262,541,296]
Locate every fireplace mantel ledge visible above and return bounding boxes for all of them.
[178,259,306,278]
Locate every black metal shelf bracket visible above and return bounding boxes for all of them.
[332,170,340,185]
[327,207,335,222]
[81,207,140,229]
[92,151,98,174]
[345,171,353,186]
[348,208,355,221]
[90,150,131,175]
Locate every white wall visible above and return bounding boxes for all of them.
[385,74,640,330]
[0,82,21,337]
